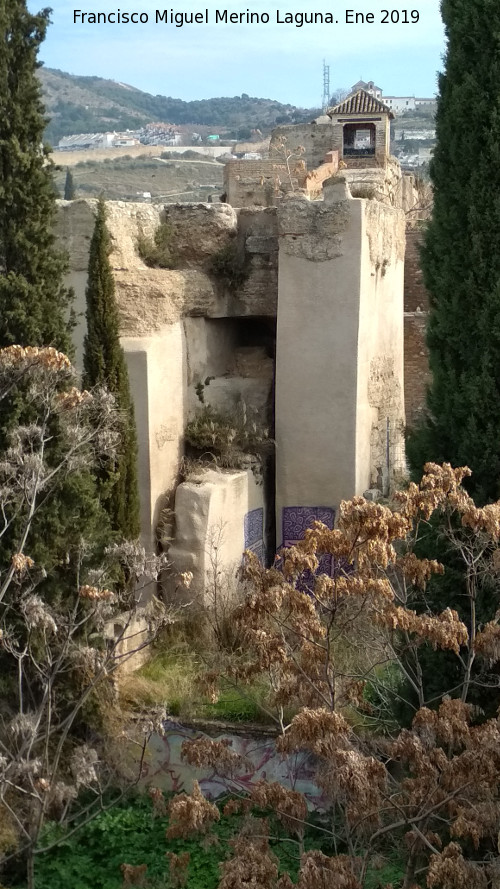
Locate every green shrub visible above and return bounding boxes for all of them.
[137,221,177,268]
[184,403,270,469]
[209,242,249,289]
[118,640,200,719]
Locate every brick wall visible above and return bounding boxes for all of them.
[404,229,431,425]
[404,229,428,312]
[270,124,336,169]
[224,154,338,208]
[330,117,390,164]
[224,159,307,208]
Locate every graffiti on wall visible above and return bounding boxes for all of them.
[282,506,336,577]
[141,720,326,810]
[244,507,265,563]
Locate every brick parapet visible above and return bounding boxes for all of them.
[224,154,339,208]
[404,229,431,425]
[224,159,307,208]
[304,153,339,195]
[404,229,429,312]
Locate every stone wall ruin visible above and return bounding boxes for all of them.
[56,115,423,601]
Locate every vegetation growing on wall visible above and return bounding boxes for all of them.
[184,403,270,469]
[209,242,249,290]
[137,221,177,269]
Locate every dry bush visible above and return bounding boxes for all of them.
[170,464,500,888]
[0,347,170,888]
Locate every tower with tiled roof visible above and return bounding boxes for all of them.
[326,89,394,167]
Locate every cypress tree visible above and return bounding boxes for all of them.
[407,0,500,505]
[83,199,141,539]
[0,1,113,596]
[0,0,72,352]
[402,0,500,719]
[64,168,75,200]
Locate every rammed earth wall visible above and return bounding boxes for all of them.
[56,158,412,589]
[56,199,277,553]
[274,180,406,545]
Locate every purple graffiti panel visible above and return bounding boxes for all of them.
[244,507,264,563]
[282,506,335,543]
[282,506,336,579]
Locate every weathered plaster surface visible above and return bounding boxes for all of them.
[165,468,264,601]
[356,200,406,494]
[275,180,405,542]
[345,157,417,211]
[275,187,362,543]
[122,331,186,550]
[278,190,351,261]
[114,268,220,332]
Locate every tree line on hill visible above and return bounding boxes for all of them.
[40,68,316,144]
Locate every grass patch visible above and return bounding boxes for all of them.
[28,793,407,889]
[203,680,272,724]
[118,635,275,725]
[119,644,200,719]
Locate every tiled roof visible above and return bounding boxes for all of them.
[327,90,394,119]
[351,80,383,92]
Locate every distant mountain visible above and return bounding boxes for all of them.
[38,68,317,145]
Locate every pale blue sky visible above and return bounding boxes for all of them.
[33,0,445,107]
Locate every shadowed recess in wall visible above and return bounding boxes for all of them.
[282,506,335,577]
[244,507,264,563]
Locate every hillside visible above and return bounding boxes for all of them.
[53,153,224,203]
[39,67,316,144]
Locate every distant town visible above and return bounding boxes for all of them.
[55,79,436,171]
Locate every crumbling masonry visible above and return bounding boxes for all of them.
[56,90,426,598]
